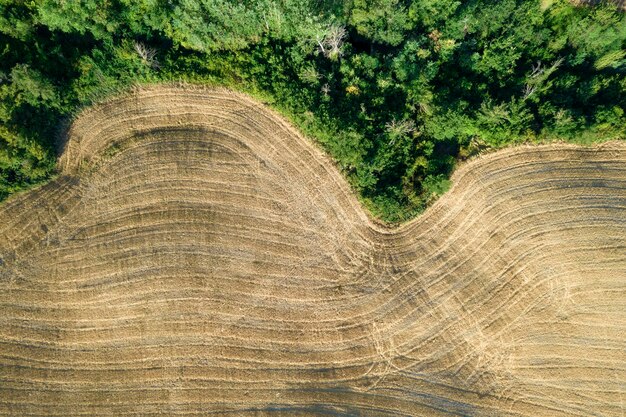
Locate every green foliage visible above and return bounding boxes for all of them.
[0,0,624,222]
[0,2,37,39]
[37,0,119,40]
[408,0,461,31]
[349,0,411,46]
[156,0,263,51]
[8,64,60,109]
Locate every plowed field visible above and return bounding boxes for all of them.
[0,86,624,416]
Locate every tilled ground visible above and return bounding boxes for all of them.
[0,86,624,416]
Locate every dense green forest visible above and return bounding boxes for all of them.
[1,0,625,221]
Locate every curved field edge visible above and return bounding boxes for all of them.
[58,83,626,231]
[4,81,624,226]
[3,77,624,224]
[203,81,625,225]
[0,84,624,416]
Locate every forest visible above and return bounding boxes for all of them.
[1,0,624,222]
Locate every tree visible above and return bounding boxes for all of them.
[348,0,411,46]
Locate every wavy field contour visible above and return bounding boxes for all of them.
[0,85,624,416]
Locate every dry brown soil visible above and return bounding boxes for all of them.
[0,86,624,416]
